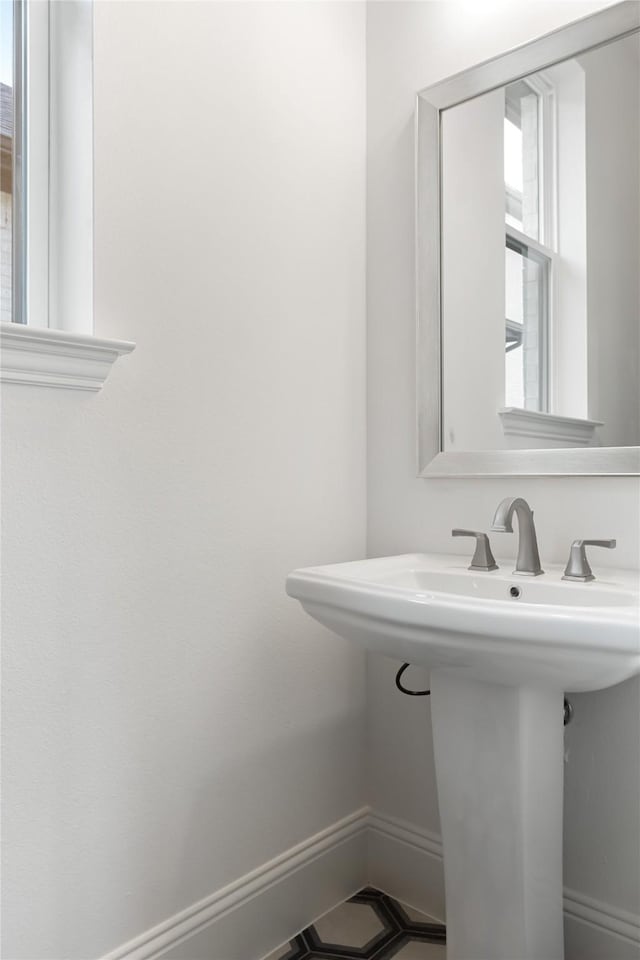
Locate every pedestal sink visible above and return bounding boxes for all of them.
[286,553,640,960]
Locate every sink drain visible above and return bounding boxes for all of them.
[509,585,521,599]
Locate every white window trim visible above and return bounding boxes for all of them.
[2,0,136,389]
[0,322,135,391]
[498,407,603,447]
[524,72,557,249]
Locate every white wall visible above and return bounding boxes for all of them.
[367,0,640,922]
[583,32,640,445]
[441,90,505,452]
[1,3,367,957]
[552,57,589,421]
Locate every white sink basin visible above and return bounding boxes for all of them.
[286,553,640,691]
[287,552,640,959]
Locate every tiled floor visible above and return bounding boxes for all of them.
[263,887,446,960]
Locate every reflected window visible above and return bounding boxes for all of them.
[505,237,549,411]
[504,76,555,412]
[504,80,541,239]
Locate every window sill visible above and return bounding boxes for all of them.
[0,323,136,391]
[498,407,603,447]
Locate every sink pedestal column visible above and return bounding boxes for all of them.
[430,671,564,960]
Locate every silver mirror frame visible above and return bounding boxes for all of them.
[416,2,640,478]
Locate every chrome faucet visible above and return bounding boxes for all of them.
[491,497,544,576]
[452,529,498,571]
[562,539,616,582]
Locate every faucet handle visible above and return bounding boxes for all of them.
[562,539,616,582]
[452,529,499,572]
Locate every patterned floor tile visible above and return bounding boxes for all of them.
[391,942,445,959]
[393,903,438,926]
[314,901,386,949]
[262,887,446,959]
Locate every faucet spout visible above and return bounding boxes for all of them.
[491,497,544,576]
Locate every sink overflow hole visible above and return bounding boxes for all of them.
[509,585,521,599]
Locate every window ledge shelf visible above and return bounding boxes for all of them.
[498,407,603,447]
[0,323,136,391]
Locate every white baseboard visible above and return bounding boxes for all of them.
[367,811,446,923]
[563,888,640,960]
[101,807,639,960]
[368,810,640,960]
[100,808,369,960]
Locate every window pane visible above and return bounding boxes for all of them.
[504,118,522,193]
[1,0,13,323]
[505,240,548,412]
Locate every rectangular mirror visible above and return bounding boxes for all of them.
[417,2,640,477]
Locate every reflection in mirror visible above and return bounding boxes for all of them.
[441,32,640,452]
